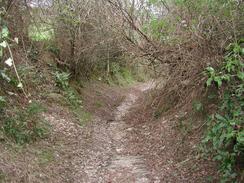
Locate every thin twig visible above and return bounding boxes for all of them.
[6,42,28,99]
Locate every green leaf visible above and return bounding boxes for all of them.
[215,114,226,122]
[216,79,222,87]
[206,66,215,74]
[206,78,213,86]
[214,155,223,161]
[227,132,235,140]
[237,72,244,80]
[0,70,11,82]
[214,76,222,87]
[0,96,5,103]
[237,131,244,144]
[1,26,9,38]
[241,48,244,55]
[221,74,231,82]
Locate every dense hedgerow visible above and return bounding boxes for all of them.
[203,40,244,182]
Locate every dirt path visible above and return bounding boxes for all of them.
[80,81,156,182]
[106,82,155,183]
[41,81,156,183]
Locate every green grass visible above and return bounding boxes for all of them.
[1,102,50,144]
[73,108,92,126]
[38,149,55,166]
[95,101,103,108]
[28,24,54,41]
[107,67,136,86]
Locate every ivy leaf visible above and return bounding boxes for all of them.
[5,58,13,67]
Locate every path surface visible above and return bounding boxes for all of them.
[106,82,155,183]
[43,81,156,183]
[81,81,156,182]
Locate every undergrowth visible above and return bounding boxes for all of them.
[1,102,49,145]
[54,71,91,125]
[203,40,244,182]
[106,63,140,86]
[0,21,50,145]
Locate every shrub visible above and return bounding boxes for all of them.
[55,71,70,90]
[203,40,244,182]
[65,88,82,107]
